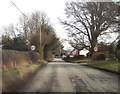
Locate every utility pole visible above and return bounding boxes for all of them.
[39,25,42,60]
[40,26,42,47]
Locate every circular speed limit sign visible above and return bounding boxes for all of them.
[31,45,36,51]
[94,46,98,52]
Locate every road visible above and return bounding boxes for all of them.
[19,58,119,93]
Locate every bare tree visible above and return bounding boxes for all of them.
[2,24,17,38]
[60,1,118,56]
[26,11,60,60]
[2,11,61,60]
[19,14,30,39]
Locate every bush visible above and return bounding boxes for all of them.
[74,55,84,59]
[63,55,72,62]
[106,54,115,60]
[2,36,29,51]
[93,52,106,61]
[63,55,85,62]
[29,51,40,62]
[116,50,120,61]
[2,50,40,69]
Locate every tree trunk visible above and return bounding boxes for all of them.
[39,46,43,60]
[90,37,98,58]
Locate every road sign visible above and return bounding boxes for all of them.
[94,46,98,52]
[31,45,36,51]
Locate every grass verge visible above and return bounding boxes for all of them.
[87,60,119,72]
[2,61,46,92]
[73,59,91,63]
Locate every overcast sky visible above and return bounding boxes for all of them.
[0,0,73,50]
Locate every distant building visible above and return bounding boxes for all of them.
[70,49,89,56]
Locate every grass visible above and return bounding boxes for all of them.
[87,60,119,72]
[73,59,91,63]
[33,61,42,65]
[2,61,43,92]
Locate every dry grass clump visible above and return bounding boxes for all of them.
[2,50,40,69]
[2,61,42,92]
[2,50,43,92]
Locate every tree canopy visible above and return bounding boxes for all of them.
[2,11,61,60]
[61,1,118,56]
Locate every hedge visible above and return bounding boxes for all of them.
[2,50,40,69]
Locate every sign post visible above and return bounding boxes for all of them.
[94,46,98,61]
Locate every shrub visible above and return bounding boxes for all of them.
[93,52,106,61]
[29,51,40,62]
[2,50,40,69]
[2,36,29,51]
[106,54,115,60]
[116,50,120,61]
[74,55,84,59]
[115,40,120,58]
[63,55,71,62]
[86,52,90,58]
[63,55,85,62]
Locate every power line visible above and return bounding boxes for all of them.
[10,0,28,19]
[10,0,42,55]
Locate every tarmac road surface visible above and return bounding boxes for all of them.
[19,58,119,93]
